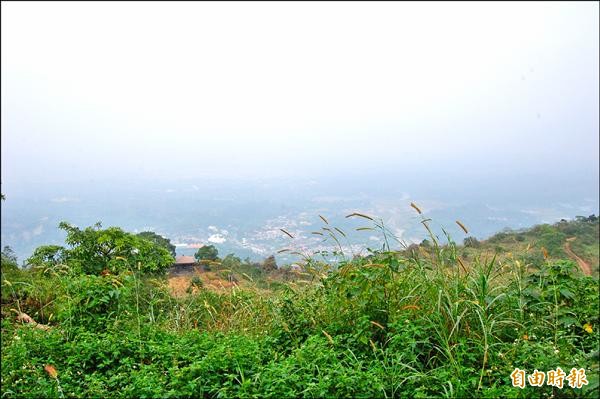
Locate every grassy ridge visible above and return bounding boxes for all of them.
[455,215,599,277]
[1,215,598,398]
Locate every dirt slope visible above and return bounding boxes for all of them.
[564,237,592,276]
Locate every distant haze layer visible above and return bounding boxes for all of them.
[1,2,598,262]
[1,173,598,263]
[1,2,598,184]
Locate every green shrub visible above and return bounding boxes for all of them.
[26,222,174,275]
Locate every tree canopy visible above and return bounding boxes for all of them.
[136,231,176,257]
[463,236,481,248]
[194,245,219,263]
[26,222,174,275]
[262,255,277,271]
[1,246,18,272]
[221,253,242,269]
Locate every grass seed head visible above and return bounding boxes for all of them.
[410,202,423,214]
[455,220,469,234]
[280,229,294,239]
[322,330,334,344]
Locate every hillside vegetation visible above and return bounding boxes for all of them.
[1,211,598,398]
[421,214,599,278]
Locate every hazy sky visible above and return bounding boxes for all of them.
[1,1,599,186]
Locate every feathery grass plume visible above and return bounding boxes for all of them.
[369,339,378,352]
[311,231,324,236]
[370,320,385,330]
[410,202,422,214]
[356,227,375,231]
[541,247,549,260]
[110,277,124,288]
[455,220,469,234]
[322,330,334,344]
[345,212,374,221]
[280,229,294,239]
[339,264,354,276]
[334,227,347,237]
[319,215,329,224]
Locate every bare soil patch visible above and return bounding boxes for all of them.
[564,237,592,276]
[167,268,239,297]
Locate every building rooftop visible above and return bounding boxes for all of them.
[174,255,196,265]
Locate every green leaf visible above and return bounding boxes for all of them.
[559,288,575,300]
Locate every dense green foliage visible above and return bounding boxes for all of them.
[1,246,19,271]
[136,231,177,257]
[1,216,598,398]
[194,245,219,263]
[26,222,174,275]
